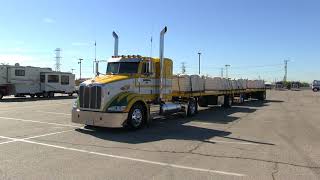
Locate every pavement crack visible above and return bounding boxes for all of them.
[271,162,279,180]
[187,141,203,153]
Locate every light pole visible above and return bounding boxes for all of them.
[78,58,83,79]
[198,52,201,75]
[225,64,230,79]
[71,68,75,74]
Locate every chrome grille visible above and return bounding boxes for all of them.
[79,85,102,109]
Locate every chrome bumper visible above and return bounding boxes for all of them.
[72,109,128,128]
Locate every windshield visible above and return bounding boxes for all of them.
[106,62,139,74]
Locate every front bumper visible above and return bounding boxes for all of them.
[72,109,128,128]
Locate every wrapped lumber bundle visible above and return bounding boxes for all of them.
[190,75,205,92]
[172,75,191,92]
[231,80,241,89]
[237,79,247,89]
[247,80,265,88]
[204,77,231,91]
[222,78,232,90]
[172,74,205,92]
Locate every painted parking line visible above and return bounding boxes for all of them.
[0,134,246,177]
[35,111,71,116]
[0,102,71,111]
[0,116,81,128]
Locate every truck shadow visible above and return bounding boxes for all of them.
[75,100,275,145]
[0,96,77,103]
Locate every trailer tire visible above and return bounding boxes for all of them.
[126,103,146,130]
[258,91,266,101]
[43,92,49,98]
[49,92,54,98]
[223,95,233,108]
[187,98,197,117]
[198,96,208,107]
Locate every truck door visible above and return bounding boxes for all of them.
[139,62,153,95]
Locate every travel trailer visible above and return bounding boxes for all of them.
[0,63,76,99]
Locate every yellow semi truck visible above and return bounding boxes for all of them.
[72,27,266,129]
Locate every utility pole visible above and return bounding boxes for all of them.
[283,60,289,82]
[71,68,75,74]
[78,58,83,80]
[54,48,61,72]
[221,68,224,77]
[198,52,201,75]
[225,64,230,79]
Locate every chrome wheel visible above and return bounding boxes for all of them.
[131,109,142,127]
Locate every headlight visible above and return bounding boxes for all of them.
[107,106,126,112]
[73,100,78,109]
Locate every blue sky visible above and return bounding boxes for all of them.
[0,0,319,82]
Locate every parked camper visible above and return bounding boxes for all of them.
[291,82,300,91]
[0,63,76,99]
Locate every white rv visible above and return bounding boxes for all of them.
[0,63,76,99]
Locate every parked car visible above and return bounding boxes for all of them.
[312,80,320,92]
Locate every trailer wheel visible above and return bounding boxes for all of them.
[187,98,197,116]
[223,95,233,108]
[43,92,49,98]
[127,103,146,130]
[258,91,266,101]
[49,92,54,98]
[198,96,208,107]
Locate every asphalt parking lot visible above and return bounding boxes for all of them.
[0,90,319,180]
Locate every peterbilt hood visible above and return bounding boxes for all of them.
[81,74,131,85]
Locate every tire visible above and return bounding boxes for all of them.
[0,92,3,100]
[30,94,35,98]
[198,97,208,107]
[43,92,49,98]
[223,95,232,108]
[313,88,319,92]
[49,92,54,98]
[187,98,197,116]
[68,93,73,97]
[127,103,146,129]
[258,91,266,100]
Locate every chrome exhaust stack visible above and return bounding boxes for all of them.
[112,31,119,56]
[159,26,167,100]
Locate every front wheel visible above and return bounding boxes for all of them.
[313,88,319,92]
[127,104,146,129]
